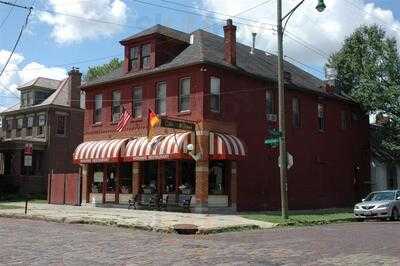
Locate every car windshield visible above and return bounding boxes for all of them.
[364,192,395,201]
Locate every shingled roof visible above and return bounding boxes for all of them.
[120,24,190,44]
[84,25,327,94]
[17,77,61,91]
[1,77,72,114]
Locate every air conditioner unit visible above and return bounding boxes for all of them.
[266,114,277,122]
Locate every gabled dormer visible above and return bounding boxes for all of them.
[120,25,190,73]
[18,77,61,107]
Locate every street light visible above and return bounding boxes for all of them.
[276,0,326,220]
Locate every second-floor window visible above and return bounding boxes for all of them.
[27,116,34,136]
[340,110,349,130]
[318,103,325,131]
[156,82,167,115]
[93,94,102,124]
[210,77,220,112]
[112,91,121,123]
[38,114,46,137]
[141,44,151,69]
[132,87,142,119]
[292,97,300,128]
[266,90,275,114]
[16,117,23,137]
[179,78,191,112]
[56,115,67,136]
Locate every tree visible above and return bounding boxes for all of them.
[327,25,400,158]
[83,58,123,82]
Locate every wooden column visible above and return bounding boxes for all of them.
[115,164,120,204]
[132,162,140,195]
[81,164,90,204]
[102,164,107,204]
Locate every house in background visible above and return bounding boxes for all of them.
[0,68,84,196]
[75,20,370,212]
[370,115,400,191]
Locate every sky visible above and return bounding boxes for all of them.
[0,0,400,110]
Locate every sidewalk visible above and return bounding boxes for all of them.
[0,202,275,233]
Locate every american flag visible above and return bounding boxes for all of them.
[116,108,131,132]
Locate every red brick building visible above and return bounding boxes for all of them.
[75,20,370,212]
[0,69,84,196]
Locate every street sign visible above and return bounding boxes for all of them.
[24,143,33,155]
[24,155,32,167]
[160,118,195,131]
[278,152,294,170]
[265,138,280,145]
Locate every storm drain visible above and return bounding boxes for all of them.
[173,224,199,234]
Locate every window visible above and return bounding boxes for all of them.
[130,46,139,70]
[38,114,46,137]
[132,87,142,118]
[340,110,349,130]
[141,44,151,69]
[112,91,121,123]
[317,103,325,131]
[292,97,300,128]
[179,78,191,112]
[6,119,12,138]
[210,77,220,112]
[209,161,226,195]
[27,91,33,106]
[93,94,102,123]
[387,165,398,190]
[21,92,27,107]
[16,117,23,137]
[26,116,34,136]
[266,90,275,114]
[156,82,167,115]
[92,164,103,193]
[56,115,67,136]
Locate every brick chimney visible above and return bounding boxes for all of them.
[223,19,237,65]
[68,67,82,109]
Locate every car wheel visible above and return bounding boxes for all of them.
[391,208,399,221]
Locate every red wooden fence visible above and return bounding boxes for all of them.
[48,173,81,205]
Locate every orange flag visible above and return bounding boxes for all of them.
[147,108,160,140]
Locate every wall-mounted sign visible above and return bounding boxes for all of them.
[24,155,32,167]
[24,143,33,155]
[160,118,195,131]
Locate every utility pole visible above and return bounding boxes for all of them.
[276,0,288,220]
[276,0,326,220]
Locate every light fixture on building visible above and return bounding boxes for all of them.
[187,143,201,161]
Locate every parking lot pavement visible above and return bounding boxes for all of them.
[0,218,399,265]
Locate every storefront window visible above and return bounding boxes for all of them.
[209,161,226,195]
[143,161,157,193]
[107,166,117,192]
[119,163,132,194]
[164,161,176,193]
[181,161,195,194]
[92,164,103,193]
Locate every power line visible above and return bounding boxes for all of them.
[0,0,17,29]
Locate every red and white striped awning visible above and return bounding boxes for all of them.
[209,132,246,160]
[73,138,129,164]
[123,132,193,161]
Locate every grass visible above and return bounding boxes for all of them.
[241,209,355,226]
[0,204,24,210]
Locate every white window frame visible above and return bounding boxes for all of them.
[210,77,221,113]
[178,77,191,112]
[132,87,142,119]
[111,90,121,123]
[156,81,167,115]
[93,94,102,124]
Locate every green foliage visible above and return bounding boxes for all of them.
[83,58,123,82]
[327,25,400,159]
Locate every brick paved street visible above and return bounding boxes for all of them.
[1,218,399,265]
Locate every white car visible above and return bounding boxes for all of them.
[354,190,400,220]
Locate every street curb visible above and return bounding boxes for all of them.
[0,212,268,234]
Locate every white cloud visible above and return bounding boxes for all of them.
[38,0,128,44]
[0,49,67,107]
[201,0,400,75]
